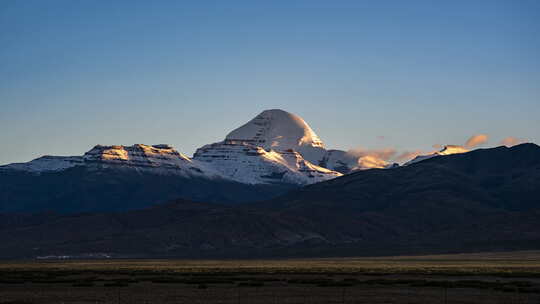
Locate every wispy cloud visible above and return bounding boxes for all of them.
[357,155,391,169]
[394,150,424,163]
[500,136,527,147]
[391,134,487,165]
[348,133,530,168]
[464,134,488,149]
[346,147,396,169]
[346,147,396,161]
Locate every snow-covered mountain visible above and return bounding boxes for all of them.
[197,109,365,174]
[224,109,327,164]
[1,144,222,179]
[193,141,340,185]
[82,144,222,177]
[0,109,369,185]
[192,109,343,184]
[1,143,341,186]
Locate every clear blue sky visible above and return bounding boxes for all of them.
[1,0,539,165]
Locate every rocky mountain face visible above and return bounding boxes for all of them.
[1,143,539,258]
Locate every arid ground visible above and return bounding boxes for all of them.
[1,251,540,304]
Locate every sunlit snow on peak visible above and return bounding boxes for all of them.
[225,109,326,163]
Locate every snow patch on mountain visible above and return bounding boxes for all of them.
[193,140,341,185]
[0,156,83,172]
[404,145,469,166]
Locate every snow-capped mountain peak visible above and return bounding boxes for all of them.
[190,109,344,185]
[225,109,326,164]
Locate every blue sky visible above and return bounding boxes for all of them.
[1,0,539,165]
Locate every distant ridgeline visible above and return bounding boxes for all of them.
[0,143,539,258]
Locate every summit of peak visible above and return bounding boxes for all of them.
[224,109,326,163]
[259,108,290,115]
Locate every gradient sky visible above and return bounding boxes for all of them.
[1,0,539,165]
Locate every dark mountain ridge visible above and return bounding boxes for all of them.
[0,166,295,213]
[1,143,539,258]
[269,143,540,212]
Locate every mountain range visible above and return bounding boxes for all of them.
[0,109,376,213]
[1,109,539,258]
[0,142,539,258]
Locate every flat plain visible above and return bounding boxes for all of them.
[1,251,540,304]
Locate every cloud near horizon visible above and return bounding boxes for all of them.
[464,134,489,149]
[345,133,529,168]
[500,136,527,147]
[344,147,432,167]
[345,147,396,169]
[394,150,424,163]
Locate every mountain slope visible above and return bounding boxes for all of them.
[0,166,295,213]
[1,144,539,258]
[193,141,341,185]
[254,143,540,253]
[270,143,540,212]
[0,144,297,213]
